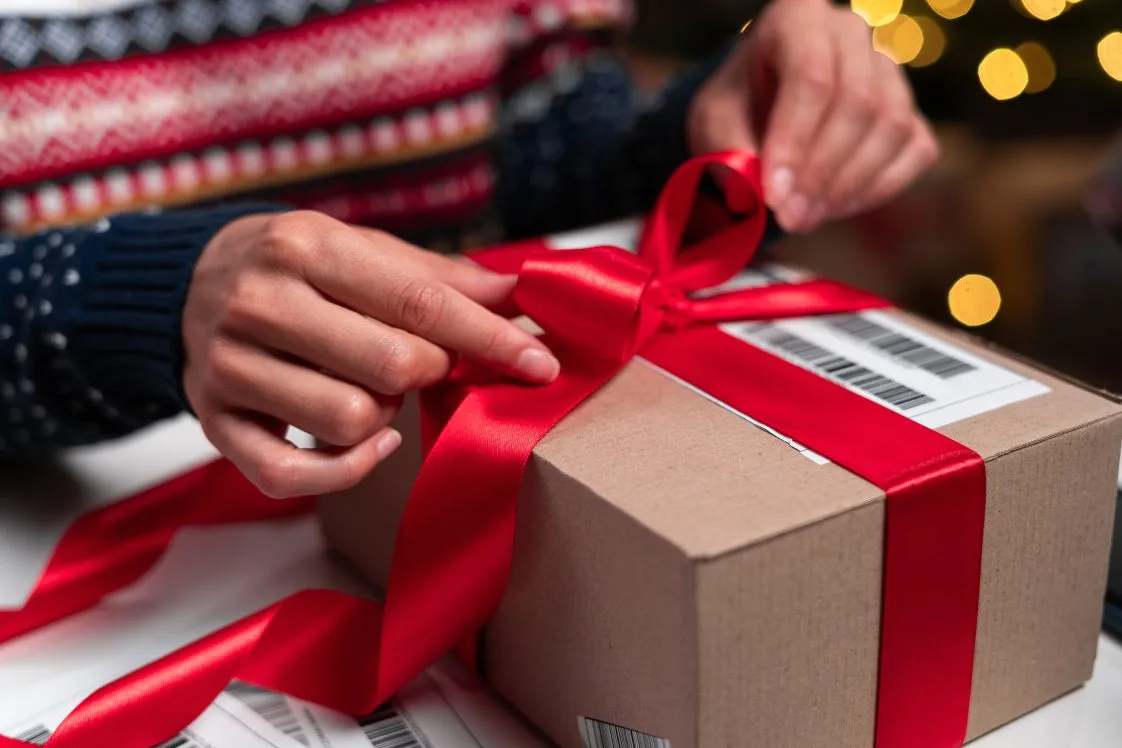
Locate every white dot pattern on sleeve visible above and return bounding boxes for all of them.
[2,220,125,454]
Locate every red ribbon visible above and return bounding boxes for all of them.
[0,151,984,748]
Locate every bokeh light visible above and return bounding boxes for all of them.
[873,15,925,65]
[911,16,947,67]
[851,0,903,27]
[978,48,1030,100]
[1098,31,1122,82]
[1016,42,1057,93]
[948,275,1002,327]
[1018,0,1066,21]
[926,0,974,20]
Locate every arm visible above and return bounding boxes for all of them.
[0,206,274,457]
[496,40,758,239]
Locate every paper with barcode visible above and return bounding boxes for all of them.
[223,658,548,748]
[1,693,295,748]
[659,265,1050,465]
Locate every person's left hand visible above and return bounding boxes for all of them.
[687,0,939,233]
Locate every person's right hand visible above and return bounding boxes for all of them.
[182,211,559,499]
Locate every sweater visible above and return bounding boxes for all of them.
[0,0,745,457]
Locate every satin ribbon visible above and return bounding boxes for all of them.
[0,151,984,748]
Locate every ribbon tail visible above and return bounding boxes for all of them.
[0,461,311,646]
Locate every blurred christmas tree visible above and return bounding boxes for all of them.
[630,0,1122,138]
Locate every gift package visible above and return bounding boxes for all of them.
[319,217,1122,748]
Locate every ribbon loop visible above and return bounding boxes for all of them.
[513,246,657,363]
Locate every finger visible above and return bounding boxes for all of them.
[754,14,835,220]
[858,120,940,212]
[235,284,454,395]
[353,229,520,309]
[311,244,559,384]
[785,10,878,231]
[204,409,400,499]
[821,59,915,216]
[211,343,400,447]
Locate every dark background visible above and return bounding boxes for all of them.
[624,0,1122,393]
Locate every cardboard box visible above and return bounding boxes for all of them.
[319,252,1122,748]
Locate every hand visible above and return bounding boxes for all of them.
[183,211,559,499]
[687,0,940,233]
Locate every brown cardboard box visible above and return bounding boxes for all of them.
[319,260,1122,748]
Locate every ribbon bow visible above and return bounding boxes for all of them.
[0,152,984,748]
[504,151,885,364]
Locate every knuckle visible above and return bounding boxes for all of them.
[370,334,417,395]
[843,87,880,119]
[327,392,379,446]
[254,453,300,499]
[201,340,244,395]
[394,279,447,335]
[794,63,834,96]
[258,211,323,268]
[478,321,514,358]
[883,112,913,141]
[224,275,272,333]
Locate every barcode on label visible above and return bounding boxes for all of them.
[755,327,934,410]
[357,703,426,748]
[226,682,309,745]
[825,315,976,379]
[13,725,50,745]
[578,717,671,748]
[155,737,200,748]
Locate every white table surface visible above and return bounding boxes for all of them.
[1,220,1120,747]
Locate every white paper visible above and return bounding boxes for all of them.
[225,658,550,748]
[1,691,299,748]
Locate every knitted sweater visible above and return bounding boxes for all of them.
[0,0,742,456]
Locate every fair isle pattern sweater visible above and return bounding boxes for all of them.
[0,0,732,456]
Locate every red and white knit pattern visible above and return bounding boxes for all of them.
[0,0,631,190]
[0,0,511,188]
[2,93,498,232]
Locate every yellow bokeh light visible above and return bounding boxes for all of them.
[1098,31,1122,82]
[1016,42,1056,93]
[926,0,974,20]
[873,14,924,65]
[978,48,1029,101]
[910,16,946,67]
[948,274,1002,327]
[851,0,903,27]
[740,18,753,34]
[1019,0,1066,21]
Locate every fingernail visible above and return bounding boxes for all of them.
[783,193,810,228]
[769,167,794,203]
[515,347,561,383]
[376,429,402,460]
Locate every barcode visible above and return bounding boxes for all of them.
[357,704,425,748]
[754,327,935,410]
[578,717,671,748]
[826,316,976,379]
[155,737,199,748]
[13,725,50,745]
[226,682,309,745]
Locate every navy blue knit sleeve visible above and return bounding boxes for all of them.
[497,41,783,251]
[0,205,279,457]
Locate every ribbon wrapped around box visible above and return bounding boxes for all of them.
[2,152,1120,748]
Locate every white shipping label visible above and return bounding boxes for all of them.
[656,266,1049,464]
[0,694,296,748]
[578,717,670,748]
[224,660,549,748]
